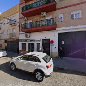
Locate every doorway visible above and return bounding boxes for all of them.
[7,40,19,53]
[58,31,86,59]
[36,43,40,51]
[28,43,34,52]
[42,39,50,55]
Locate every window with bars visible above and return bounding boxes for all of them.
[58,14,64,22]
[22,43,26,51]
[71,10,82,19]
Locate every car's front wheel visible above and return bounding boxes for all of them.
[10,63,16,71]
[35,71,44,82]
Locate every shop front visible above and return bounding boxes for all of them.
[19,31,58,57]
[19,39,41,54]
[19,39,51,55]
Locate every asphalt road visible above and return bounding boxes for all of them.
[0,57,86,86]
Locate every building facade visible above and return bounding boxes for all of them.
[19,0,57,56]
[0,5,19,53]
[19,0,86,59]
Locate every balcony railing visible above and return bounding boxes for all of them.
[22,18,56,29]
[22,0,56,12]
[21,18,57,32]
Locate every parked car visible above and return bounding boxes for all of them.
[10,52,53,82]
[0,50,7,57]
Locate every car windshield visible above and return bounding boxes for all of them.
[42,55,51,63]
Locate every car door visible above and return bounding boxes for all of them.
[24,56,41,72]
[15,55,28,70]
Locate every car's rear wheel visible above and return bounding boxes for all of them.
[35,71,44,82]
[10,63,16,71]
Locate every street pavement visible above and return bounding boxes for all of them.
[0,57,86,86]
[54,57,86,73]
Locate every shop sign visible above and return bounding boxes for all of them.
[19,39,41,42]
[50,40,54,44]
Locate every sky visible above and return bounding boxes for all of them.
[0,0,19,13]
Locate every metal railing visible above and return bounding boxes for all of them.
[22,0,55,12]
[22,18,56,29]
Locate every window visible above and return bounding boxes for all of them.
[20,55,41,62]
[22,43,26,50]
[58,14,64,22]
[28,43,34,52]
[71,10,82,19]
[9,19,17,25]
[37,43,40,51]
[32,56,41,62]
[20,55,29,60]
[43,55,51,63]
[27,20,32,28]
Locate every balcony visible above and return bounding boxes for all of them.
[21,18,57,33]
[21,0,56,17]
[24,0,33,3]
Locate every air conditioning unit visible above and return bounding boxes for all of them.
[25,33,30,38]
[41,12,47,17]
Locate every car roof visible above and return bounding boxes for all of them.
[24,52,47,58]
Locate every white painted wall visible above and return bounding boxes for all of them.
[19,31,58,57]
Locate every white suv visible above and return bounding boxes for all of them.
[10,52,53,82]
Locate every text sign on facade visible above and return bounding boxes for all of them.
[19,39,41,42]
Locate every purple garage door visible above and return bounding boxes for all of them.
[58,31,86,59]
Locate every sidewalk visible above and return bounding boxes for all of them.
[53,57,86,73]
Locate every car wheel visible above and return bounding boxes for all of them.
[35,71,44,82]
[10,63,16,71]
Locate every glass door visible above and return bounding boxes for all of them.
[28,43,34,52]
[37,43,40,51]
[42,39,50,55]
